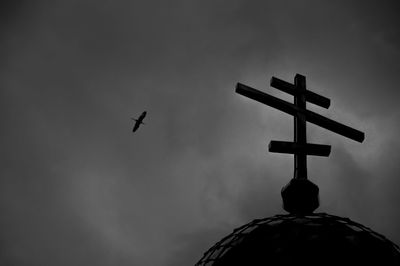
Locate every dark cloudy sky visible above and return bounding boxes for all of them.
[1,0,400,265]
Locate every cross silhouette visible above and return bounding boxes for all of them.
[236,74,364,214]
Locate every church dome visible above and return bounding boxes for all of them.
[195,213,400,265]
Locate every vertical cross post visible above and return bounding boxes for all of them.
[294,74,307,180]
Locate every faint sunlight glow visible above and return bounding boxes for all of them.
[330,106,400,169]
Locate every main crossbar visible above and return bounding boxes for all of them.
[236,83,365,142]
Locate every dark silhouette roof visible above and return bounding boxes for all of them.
[196,213,400,265]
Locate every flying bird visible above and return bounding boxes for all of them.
[131,111,147,132]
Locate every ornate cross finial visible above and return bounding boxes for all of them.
[236,74,364,214]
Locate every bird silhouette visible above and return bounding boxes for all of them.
[131,111,146,132]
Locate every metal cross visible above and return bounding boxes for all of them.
[236,74,364,180]
[235,74,365,213]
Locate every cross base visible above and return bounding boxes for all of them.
[281,178,319,215]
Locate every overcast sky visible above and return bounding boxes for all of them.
[1,1,400,265]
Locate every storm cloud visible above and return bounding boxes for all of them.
[1,0,400,265]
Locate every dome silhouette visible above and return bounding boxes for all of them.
[195,213,400,265]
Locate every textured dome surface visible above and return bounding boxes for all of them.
[196,213,400,265]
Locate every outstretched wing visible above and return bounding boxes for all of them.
[139,111,146,122]
[132,121,140,132]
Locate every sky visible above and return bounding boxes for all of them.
[1,0,400,265]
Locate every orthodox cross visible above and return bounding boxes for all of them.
[236,74,364,214]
